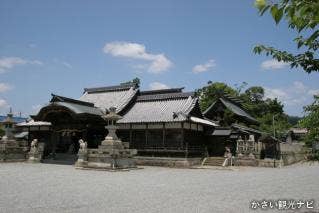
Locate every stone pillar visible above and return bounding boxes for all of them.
[236,137,244,158]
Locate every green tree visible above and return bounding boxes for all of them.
[196,81,238,111]
[0,128,4,137]
[197,81,291,135]
[299,95,319,147]
[244,86,265,103]
[254,0,319,73]
[287,115,302,126]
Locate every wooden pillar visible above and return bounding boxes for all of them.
[185,124,189,158]
[145,124,148,147]
[51,131,57,159]
[129,124,132,145]
[27,126,31,144]
[162,123,165,147]
[82,128,88,141]
[181,122,184,149]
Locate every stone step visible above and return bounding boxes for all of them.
[43,153,78,164]
[203,157,226,166]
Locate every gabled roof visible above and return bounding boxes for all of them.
[50,102,103,116]
[35,94,104,120]
[118,91,202,124]
[79,84,138,114]
[231,123,262,135]
[203,97,259,125]
[50,94,94,107]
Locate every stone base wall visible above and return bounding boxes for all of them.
[236,158,258,167]
[256,152,305,167]
[281,152,305,165]
[257,159,283,167]
[0,152,27,162]
[0,142,28,162]
[134,156,202,167]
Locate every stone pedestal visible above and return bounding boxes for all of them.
[27,139,44,163]
[75,139,88,167]
[75,107,137,170]
[235,136,258,166]
[75,136,137,170]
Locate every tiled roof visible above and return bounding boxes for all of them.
[51,102,104,116]
[190,116,218,126]
[118,94,200,123]
[136,92,195,102]
[203,97,259,124]
[50,94,94,107]
[220,98,258,124]
[83,82,137,93]
[79,87,138,113]
[139,88,184,95]
[231,123,263,135]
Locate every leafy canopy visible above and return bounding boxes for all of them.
[254,0,319,73]
[197,81,291,136]
[299,95,319,146]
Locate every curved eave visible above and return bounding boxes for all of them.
[34,102,103,121]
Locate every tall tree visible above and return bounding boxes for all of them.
[196,82,238,110]
[254,0,319,73]
[299,95,319,147]
[197,81,291,136]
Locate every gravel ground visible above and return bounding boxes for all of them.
[0,162,318,213]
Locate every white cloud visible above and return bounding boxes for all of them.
[0,57,43,73]
[0,99,8,109]
[103,41,172,74]
[308,89,319,96]
[149,82,170,90]
[61,61,72,69]
[265,81,319,115]
[192,59,216,73]
[261,59,289,70]
[28,43,37,48]
[0,83,13,93]
[53,59,73,69]
[264,88,287,101]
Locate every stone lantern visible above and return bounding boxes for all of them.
[102,107,122,143]
[75,106,137,170]
[1,108,15,141]
[0,109,28,162]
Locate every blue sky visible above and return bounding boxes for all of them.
[0,0,318,117]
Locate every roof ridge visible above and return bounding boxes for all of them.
[50,94,94,107]
[84,82,138,94]
[137,92,195,102]
[140,87,184,95]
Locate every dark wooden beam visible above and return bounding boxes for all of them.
[162,123,165,147]
[145,123,148,147]
[129,124,132,145]
[181,122,184,149]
